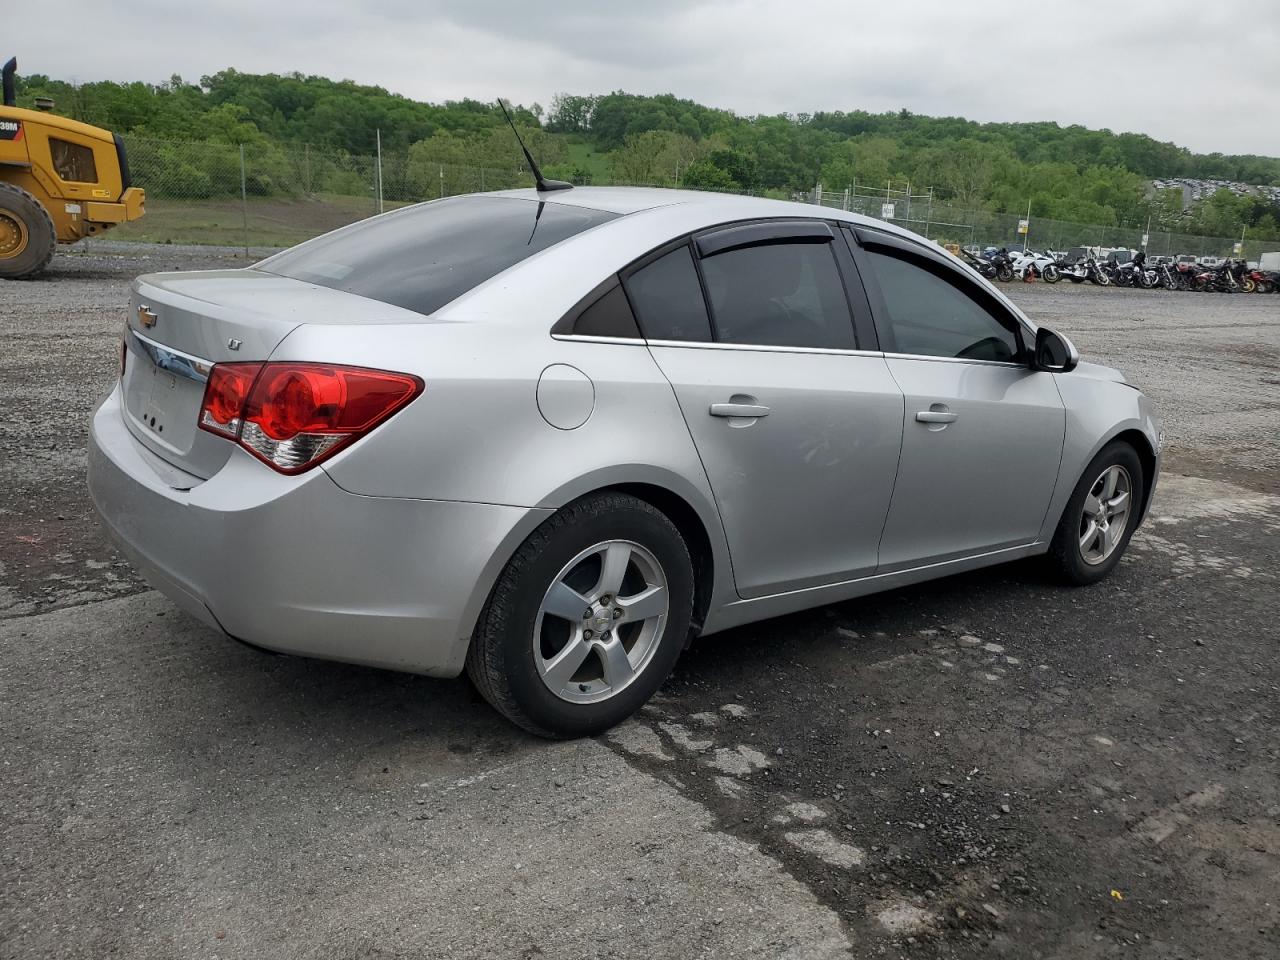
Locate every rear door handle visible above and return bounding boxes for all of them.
[710,402,771,418]
[915,410,958,424]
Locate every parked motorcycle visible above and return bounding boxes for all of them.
[960,247,1014,282]
[1191,263,1237,293]
[1112,251,1155,289]
[1011,249,1061,282]
[1171,262,1199,291]
[1060,257,1111,285]
[1153,262,1179,291]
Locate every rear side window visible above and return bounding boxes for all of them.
[623,245,712,342]
[259,196,617,317]
[700,242,855,349]
[572,283,640,338]
[50,138,97,183]
[864,249,1022,362]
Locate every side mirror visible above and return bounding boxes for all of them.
[1033,327,1079,373]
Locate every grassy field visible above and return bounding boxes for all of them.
[107,193,408,248]
[564,138,613,183]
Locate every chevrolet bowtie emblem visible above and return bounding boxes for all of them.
[138,304,157,329]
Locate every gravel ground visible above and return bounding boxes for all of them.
[2,246,1278,959]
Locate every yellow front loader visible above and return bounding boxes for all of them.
[1,56,145,279]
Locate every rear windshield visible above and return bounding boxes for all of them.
[257,196,617,316]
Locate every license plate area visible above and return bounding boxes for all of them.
[122,329,212,458]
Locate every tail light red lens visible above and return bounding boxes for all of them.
[199,362,263,438]
[198,362,423,474]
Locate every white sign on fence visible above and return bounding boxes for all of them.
[881,202,895,220]
[1233,242,1244,255]
[1017,218,1029,235]
[1141,234,1149,246]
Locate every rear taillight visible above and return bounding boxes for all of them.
[200,362,262,438]
[198,362,422,474]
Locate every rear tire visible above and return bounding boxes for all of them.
[0,183,57,280]
[1048,441,1145,586]
[466,492,695,739]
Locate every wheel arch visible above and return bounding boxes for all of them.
[604,481,717,639]
[454,467,735,669]
[1107,427,1158,525]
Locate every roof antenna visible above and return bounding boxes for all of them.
[497,99,572,192]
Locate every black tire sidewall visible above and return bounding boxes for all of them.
[1053,442,1145,585]
[495,501,694,737]
[0,184,56,279]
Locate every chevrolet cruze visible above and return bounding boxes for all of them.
[89,187,1160,737]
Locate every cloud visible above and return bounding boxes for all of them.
[11,0,1279,157]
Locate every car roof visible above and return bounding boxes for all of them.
[485,186,911,236]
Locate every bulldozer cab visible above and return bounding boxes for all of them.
[1,56,145,278]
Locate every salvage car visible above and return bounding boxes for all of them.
[89,187,1160,737]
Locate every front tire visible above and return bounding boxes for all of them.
[466,492,695,738]
[0,182,57,280]
[1048,441,1145,586]
[1043,264,1061,283]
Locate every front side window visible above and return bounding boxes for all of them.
[864,249,1022,362]
[699,242,855,350]
[260,196,616,317]
[50,138,98,183]
[623,245,712,342]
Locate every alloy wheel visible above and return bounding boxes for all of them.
[1078,465,1132,566]
[533,540,669,704]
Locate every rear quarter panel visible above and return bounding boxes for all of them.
[272,319,738,630]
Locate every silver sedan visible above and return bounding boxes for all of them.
[88,187,1160,737]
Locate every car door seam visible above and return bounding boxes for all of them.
[640,339,744,600]
[872,357,910,576]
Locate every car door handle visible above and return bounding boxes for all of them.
[915,410,958,424]
[710,402,771,418]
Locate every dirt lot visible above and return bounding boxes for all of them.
[2,249,1278,959]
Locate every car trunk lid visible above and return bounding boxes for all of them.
[120,269,423,481]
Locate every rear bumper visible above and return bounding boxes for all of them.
[83,188,146,228]
[88,384,544,677]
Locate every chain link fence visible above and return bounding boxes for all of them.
[106,136,535,252]
[98,134,1280,262]
[809,186,1280,262]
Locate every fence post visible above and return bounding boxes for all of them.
[440,165,445,199]
[375,128,384,214]
[843,187,849,211]
[239,143,249,259]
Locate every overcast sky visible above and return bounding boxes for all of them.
[13,1,1280,159]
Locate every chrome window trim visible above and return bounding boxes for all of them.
[126,328,214,383]
[881,351,1027,369]
[550,334,648,346]
[644,338,885,359]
